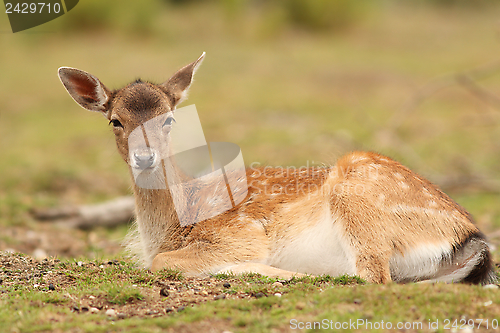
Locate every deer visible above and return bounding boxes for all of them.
[58,53,496,284]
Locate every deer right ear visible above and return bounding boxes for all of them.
[58,67,111,114]
[162,52,205,108]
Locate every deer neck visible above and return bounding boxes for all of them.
[131,160,187,266]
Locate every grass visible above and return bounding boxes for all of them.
[102,284,145,305]
[1,0,500,332]
[0,253,499,332]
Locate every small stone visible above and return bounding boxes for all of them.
[77,261,84,267]
[33,249,47,260]
[177,306,185,312]
[200,290,209,296]
[483,284,499,289]
[105,309,117,317]
[89,295,96,299]
[160,288,169,297]
[48,283,55,291]
[295,302,306,310]
[89,307,99,314]
[223,282,231,288]
[451,328,473,333]
[272,281,283,288]
[483,300,493,306]
[214,294,226,300]
[254,292,266,298]
[274,293,282,297]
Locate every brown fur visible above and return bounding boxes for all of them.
[58,54,495,284]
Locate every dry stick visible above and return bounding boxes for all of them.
[387,77,456,131]
[377,61,500,193]
[32,196,135,229]
[388,60,500,131]
[486,228,500,240]
[456,74,500,111]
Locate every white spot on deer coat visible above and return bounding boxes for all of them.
[399,181,410,190]
[428,201,438,208]
[350,156,368,163]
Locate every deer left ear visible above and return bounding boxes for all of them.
[58,67,111,115]
[162,52,205,108]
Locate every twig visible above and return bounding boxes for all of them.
[31,196,135,229]
[456,74,500,110]
[388,60,500,130]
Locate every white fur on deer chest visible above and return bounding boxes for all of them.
[267,210,356,276]
[136,210,169,267]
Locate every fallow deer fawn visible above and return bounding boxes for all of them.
[58,53,495,284]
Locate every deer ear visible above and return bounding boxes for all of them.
[162,52,205,108]
[58,67,111,114]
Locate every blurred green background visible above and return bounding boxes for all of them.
[1,0,500,256]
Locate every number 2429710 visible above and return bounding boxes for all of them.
[5,3,62,14]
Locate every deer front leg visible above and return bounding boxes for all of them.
[150,237,271,276]
[151,243,225,275]
[151,244,307,279]
[153,251,308,279]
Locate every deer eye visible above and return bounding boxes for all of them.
[163,116,175,127]
[109,119,123,128]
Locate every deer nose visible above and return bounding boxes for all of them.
[134,152,156,169]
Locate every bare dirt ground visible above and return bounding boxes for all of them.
[0,223,294,322]
[0,250,262,318]
[0,222,123,261]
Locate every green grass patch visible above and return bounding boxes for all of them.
[101,283,144,305]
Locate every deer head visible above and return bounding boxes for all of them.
[58,53,205,179]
